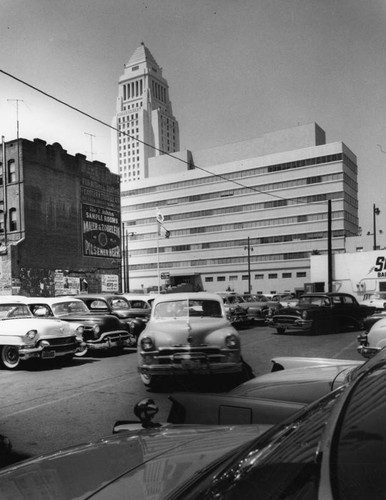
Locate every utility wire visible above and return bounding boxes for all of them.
[1,68,334,207]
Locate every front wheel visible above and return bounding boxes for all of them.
[75,345,88,357]
[0,345,21,370]
[276,327,285,335]
[140,372,161,390]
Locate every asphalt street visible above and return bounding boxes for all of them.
[0,323,363,469]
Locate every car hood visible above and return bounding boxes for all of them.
[0,318,73,337]
[142,318,235,345]
[0,425,268,499]
[230,364,356,403]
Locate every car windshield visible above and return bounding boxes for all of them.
[226,295,244,304]
[0,303,33,319]
[178,388,344,499]
[154,299,222,319]
[51,301,90,316]
[110,298,130,310]
[298,296,331,307]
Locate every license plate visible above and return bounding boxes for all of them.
[42,350,56,359]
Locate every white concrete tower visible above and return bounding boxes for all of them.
[114,43,180,184]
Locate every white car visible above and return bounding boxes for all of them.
[137,292,243,388]
[358,316,386,358]
[0,297,83,369]
[361,292,386,311]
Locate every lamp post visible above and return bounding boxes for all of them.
[244,237,254,294]
[373,204,381,251]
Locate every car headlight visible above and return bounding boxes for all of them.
[26,329,38,340]
[225,334,239,348]
[76,325,85,335]
[93,324,101,335]
[141,337,155,351]
[302,310,308,319]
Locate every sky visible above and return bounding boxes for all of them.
[1,0,386,235]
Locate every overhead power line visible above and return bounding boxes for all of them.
[0,68,333,207]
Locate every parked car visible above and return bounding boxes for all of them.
[75,294,141,341]
[357,309,386,358]
[167,355,363,425]
[119,294,154,337]
[137,292,244,388]
[25,297,135,354]
[361,291,386,311]
[240,294,279,322]
[271,293,299,307]
[267,292,375,335]
[216,292,250,327]
[0,297,82,369]
[2,349,386,498]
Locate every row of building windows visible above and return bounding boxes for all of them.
[122,80,143,100]
[151,80,167,103]
[127,229,346,257]
[123,153,349,197]
[123,172,347,215]
[130,210,345,241]
[128,250,342,272]
[126,190,347,228]
[204,271,308,283]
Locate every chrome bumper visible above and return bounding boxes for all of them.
[87,330,136,350]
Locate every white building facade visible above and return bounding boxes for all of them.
[113,43,180,182]
[120,122,359,295]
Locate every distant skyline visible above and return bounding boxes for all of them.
[1,0,386,235]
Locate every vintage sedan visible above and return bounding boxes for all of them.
[120,293,154,337]
[216,292,250,327]
[361,291,386,311]
[240,294,280,323]
[137,292,244,388]
[75,294,141,341]
[25,297,135,353]
[267,292,375,335]
[1,350,386,498]
[0,298,81,369]
[167,356,363,425]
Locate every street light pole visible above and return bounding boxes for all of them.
[244,237,253,294]
[373,204,381,251]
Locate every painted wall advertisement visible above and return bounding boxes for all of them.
[82,204,121,258]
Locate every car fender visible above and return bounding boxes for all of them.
[0,336,26,346]
[271,356,362,372]
[368,318,386,348]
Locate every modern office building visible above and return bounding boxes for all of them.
[113,42,180,183]
[121,122,359,295]
[0,138,121,296]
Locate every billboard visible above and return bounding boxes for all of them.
[82,204,121,258]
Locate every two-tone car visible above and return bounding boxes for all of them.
[137,292,244,388]
[267,292,375,335]
[0,297,82,369]
[25,296,135,354]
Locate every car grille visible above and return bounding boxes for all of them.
[157,346,224,364]
[274,316,298,325]
[42,336,78,353]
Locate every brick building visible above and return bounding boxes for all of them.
[0,138,121,296]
